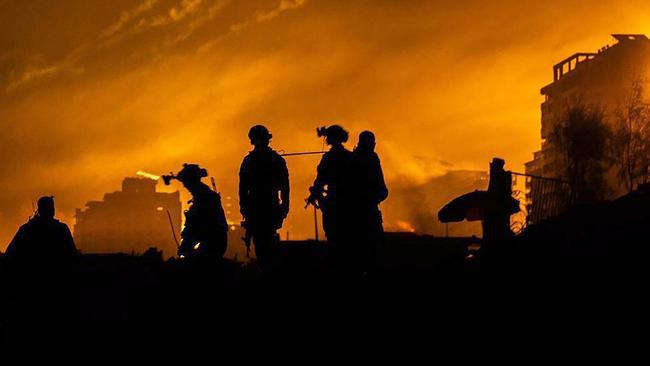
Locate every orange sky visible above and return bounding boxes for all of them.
[1,0,650,251]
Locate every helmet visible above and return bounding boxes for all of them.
[36,196,55,218]
[248,125,272,143]
[357,130,376,151]
[177,163,208,182]
[359,130,375,145]
[317,125,349,145]
[163,163,208,185]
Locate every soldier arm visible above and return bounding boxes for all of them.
[239,159,251,217]
[375,155,389,204]
[280,159,290,217]
[311,157,328,194]
[506,172,513,195]
[5,226,26,257]
[306,157,327,208]
[62,225,77,257]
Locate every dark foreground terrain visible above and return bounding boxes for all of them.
[3,184,650,349]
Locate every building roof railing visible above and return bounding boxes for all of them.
[553,53,597,82]
[551,34,650,83]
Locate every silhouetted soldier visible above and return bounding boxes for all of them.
[483,158,513,246]
[350,131,388,275]
[306,125,353,269]
[239,125,289,272]
[163,164,227,260]
[5,196,77,266]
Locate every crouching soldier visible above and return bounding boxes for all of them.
[163,164,228,261]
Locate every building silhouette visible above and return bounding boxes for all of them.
[74,177,182,257]
[525,34,650,222]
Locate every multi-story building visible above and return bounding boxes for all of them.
[525,34,650,222]
[74,177,182,257]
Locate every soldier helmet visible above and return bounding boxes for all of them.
[176,163,208,183]
[317,125,349,145]
[36,196,55,218]
[248,125,272,142]
[359,130,375,145]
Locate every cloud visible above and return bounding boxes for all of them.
[4,0,162,91]
[198,0,308,53]
[4,0,206,91]
[100,0,160,39]
[6,65,60,90]
[229,0,307,33]
[173,0,232,44]
[4,42,91,91]
[254,0,306,23]
[103,0,206,45]
[147,0,203,27]
[169,0,203,22]
[3,0,309,92]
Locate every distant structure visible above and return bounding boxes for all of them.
[74,177,182,257]
[525,34,650,223]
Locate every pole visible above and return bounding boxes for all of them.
[281,151,325,157]
[166,210,179,248]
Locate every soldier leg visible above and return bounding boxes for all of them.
[321,210,339,273]
[482,217,494,247]
[363,221,383,277]
[252,227,279,272]
[202,230,227,260]
[354,224,380,278]
[482,212,511,247]
[497,213,513,241]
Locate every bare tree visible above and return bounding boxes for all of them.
[611,78,650,193]
[549,103,611,204]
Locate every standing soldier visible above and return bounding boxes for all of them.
[350,131,388,276]
[239,125,290,272]
[306,125,353,270]
[163,164,228,261]
[483,158,514,246]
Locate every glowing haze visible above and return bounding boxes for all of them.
[1,0,649,251]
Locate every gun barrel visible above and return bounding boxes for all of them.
[281,151,325,157]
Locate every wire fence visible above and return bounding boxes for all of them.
[511,172,572,229]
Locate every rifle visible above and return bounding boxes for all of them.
[305,185,324,209]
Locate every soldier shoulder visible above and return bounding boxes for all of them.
[319,150,334,165]
[241,152,254,165]
[270,149,287,165]
[17,221,32,233]
[53,219,71,231]
[209,187,222,201]
[371,151,381,164]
